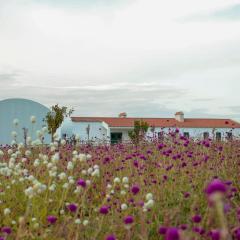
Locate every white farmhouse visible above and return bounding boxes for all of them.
[60,112,240,144]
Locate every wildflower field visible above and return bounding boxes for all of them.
[0,130,240,240]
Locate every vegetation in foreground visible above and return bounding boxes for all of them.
[0,123,240,239]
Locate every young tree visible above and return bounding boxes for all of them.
[44,104,74,142]
[128,120,149,145]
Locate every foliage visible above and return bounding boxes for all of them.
[44,104,74,141]
[128,120,149,144]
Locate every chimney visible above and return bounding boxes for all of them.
[118,112,127,118]
[175,111,184,122]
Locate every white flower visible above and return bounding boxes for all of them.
[107,184,112,189]
[61,139,66,146]
[30,116,36,123]
[25,150,31,157]
[67,161,74,170]
[114,177,121,184]
[120,190,126,195]
[86,154,91,160]
[122,177,129,184]
[51,153,59,163]
[49,184,56,191]
[144,199,155,209]
[60,209,65,215]
[93,165,99,170]
[7,149,13,155]
[83,220,89,226]
[58,172,67,180]
[146,193,153,201]
[13,118,19,126]
[86,180,91,186]
[11,220,17,225]
[87,167,93,175]
[75,218,81,224]
[12,131,17,138]
[91,168,100,177]
[79,154,87,162]
[33,159,40,167]
[25,187,34,198]
[81,170,87,175]
[62,183,69,189]
[121,203,128,211]
[4,208,11,215]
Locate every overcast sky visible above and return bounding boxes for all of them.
[0,0,240,119]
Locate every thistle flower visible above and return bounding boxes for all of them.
[123,215,134,225]
[77,179,86,188]
[99,205,109,215]
[67,203,78,213]
[1,227,11,235]
[105,234,116,240]
[205,179,227,195]
[47,215,57,224]
[165,227,180,240]
[131,185,140,195]
[192,214,202,223]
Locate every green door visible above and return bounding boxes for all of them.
[111,132,122,144]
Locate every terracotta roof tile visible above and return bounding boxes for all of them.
[71,117,240,129]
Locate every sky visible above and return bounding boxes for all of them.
[0,0,240,119]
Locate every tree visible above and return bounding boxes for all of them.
[44,104,74,142]
[128,120,149,145]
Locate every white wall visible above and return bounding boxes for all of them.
[146,127,240,140]
[71,121,109,142]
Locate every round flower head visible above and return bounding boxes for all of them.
[192,215,202,223]
[1,227,11,235]
[68,203,78,213]
[124,215,134,225]
[131,185,140,195]
[209,230,221,240]
[158,226,167,235]
[99,206,109,215]
[77,179,86,188]
[105,234,116,240]
[166,227,180,240]
[47,215,57,224]
[205,179,227,195]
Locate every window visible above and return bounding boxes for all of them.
[216,132,221,141]
[184,132,190,138]
[226,132,233,140]
[203,132,209,140]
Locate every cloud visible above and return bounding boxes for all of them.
[0,0,240,121]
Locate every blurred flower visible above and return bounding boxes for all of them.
[47,215,57,224]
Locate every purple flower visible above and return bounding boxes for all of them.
[77,179,86,188]
[209,230,221,240]
[1,227,11,235]
[105,234,116,240]
[124,215,134,224]
[99,205,109,215]
[158,226,167,235]
[205,179,227,195]
[47,215,57,224]
[131,185,140,195]
[165,227,180,240]
[68,203,78,213]
[192,214,202,223]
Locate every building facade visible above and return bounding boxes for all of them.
[61,112,240,144]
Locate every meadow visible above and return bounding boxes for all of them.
[0,128,240,240]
